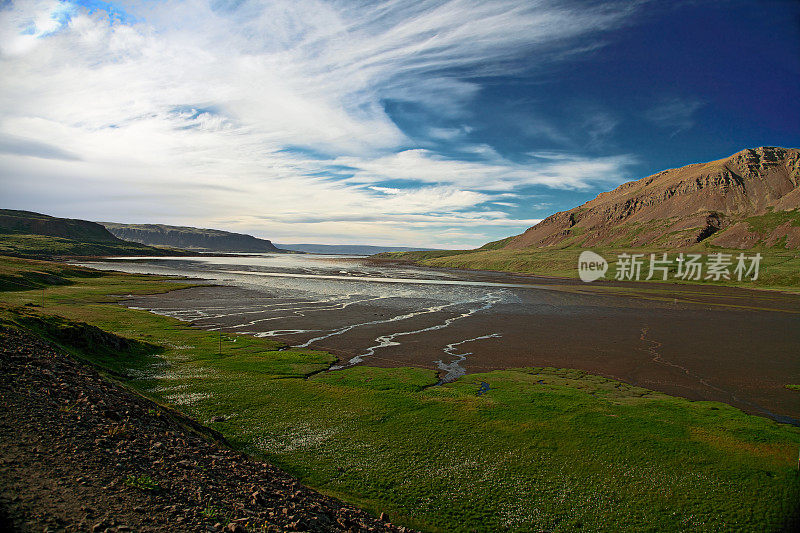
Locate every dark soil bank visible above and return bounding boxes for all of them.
[0,327,413,533]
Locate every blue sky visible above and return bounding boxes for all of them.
[0,0,798,247]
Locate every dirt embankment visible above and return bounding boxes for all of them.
[0,326,413,533]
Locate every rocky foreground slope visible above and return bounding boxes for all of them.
[505,146,800,250]
[0,326,411,533]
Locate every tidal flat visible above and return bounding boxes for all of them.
[2,255,799,531]
[76,253,800,424]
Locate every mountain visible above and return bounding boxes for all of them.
[0,209,174,258]
[377,147,800,289]
[102,223,285,253]
[506,146,800,250]
[275,243,437,255]
[1,209,121,243]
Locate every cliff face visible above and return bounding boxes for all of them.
[102,223,282,253]
[505,147,800,250]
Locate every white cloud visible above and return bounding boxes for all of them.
[337,148,637,190]
[0,0,641,247]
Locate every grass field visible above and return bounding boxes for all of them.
[0,233,179,258]
[1,255,798,531]
[379,247,800,292]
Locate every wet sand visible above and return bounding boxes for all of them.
[76,255,800,424]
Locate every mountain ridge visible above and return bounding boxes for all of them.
[504,146,800,250]
[101,223,285,254]
[1,209,121,243]
[0,210,175,258]
[375,147,800,289]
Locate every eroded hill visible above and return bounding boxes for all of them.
[506,146,800,250]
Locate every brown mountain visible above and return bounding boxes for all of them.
[504,146,800,250]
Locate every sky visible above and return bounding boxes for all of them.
[0,0,798,248]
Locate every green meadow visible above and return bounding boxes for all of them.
[1,255,798,532]
[382,247,800,292]
[0,233,174,258]
[378,210,800,292]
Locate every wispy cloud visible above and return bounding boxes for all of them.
[0,0,642,247]
[336,148,636,190]
[582,109,619,149]
[0,133,81,160]
[644,96,704,136]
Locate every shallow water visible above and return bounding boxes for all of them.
[73,253,800,424]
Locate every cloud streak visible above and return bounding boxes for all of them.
[0,0,642,247]
[644,96,704,136]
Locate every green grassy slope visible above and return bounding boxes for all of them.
[375,209,800,291]
[744,209,800,234]
[1,255,798,532]
[0,255,103,291]
[0,209,119,241]
[379,246,800,291]
[0,209,181,258]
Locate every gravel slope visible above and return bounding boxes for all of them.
[0,326,414,533]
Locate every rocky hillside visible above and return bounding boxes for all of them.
[505,146,800,250]
[0,325,412,532]
[102,223,284,254]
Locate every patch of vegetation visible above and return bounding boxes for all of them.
[410,247,800,292]
[214,348,338,378]
[745,209,800,234]
[568,225,586,237]
[201,503,231,520]
[124,474,160,491]
[0,233,174,259]
[0,255,101,291]
[786,384,800,392]
[5,306,163,374]
[312,365,437,392]
[417,248,580,278]
[477,236,514,250]
[2,256,799,532]
[0,209,178,258]
[375,249,474,262]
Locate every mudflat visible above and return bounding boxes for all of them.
[76,254,800,424]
